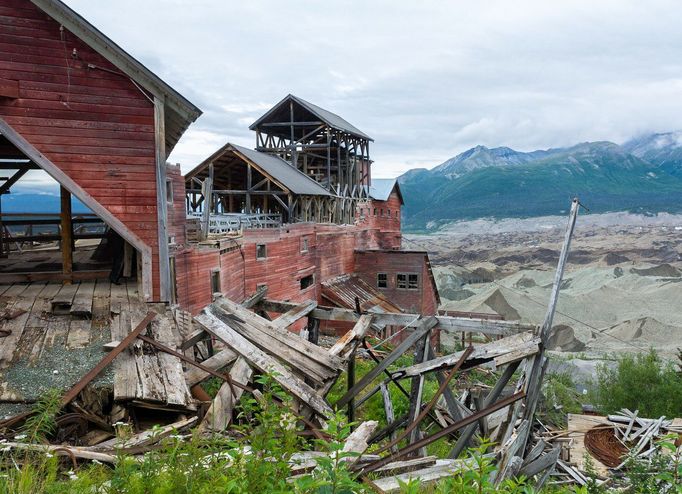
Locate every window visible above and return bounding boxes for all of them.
[380,208,384,217]
[301,237,309,253]
[387,209,391,217]
[210,269,221,294]
[165,178,173,204]
[256,244,267,260]
[300,274,314,290]
[377,273,388,289]
[373,208,377,216]
[397,273,419,290]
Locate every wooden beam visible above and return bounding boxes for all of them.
[195,308,333,418]
[335,317,438,408]
[0,167,29,195]
[154,96,172,302]
[200,357,252,432]
[260,300,535,336]
[273,300,317,329]
[60,186,73,281]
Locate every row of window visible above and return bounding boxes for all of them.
[359,208,399,219]
[377,272,419,290]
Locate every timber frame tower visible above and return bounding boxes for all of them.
[250,94,371,222]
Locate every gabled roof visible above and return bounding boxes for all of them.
[30,0,202,155]
[250,94,373,142]
[186,143,332,197]
[369,178,404,204]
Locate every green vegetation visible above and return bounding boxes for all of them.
[539,372,583,427]
[2,350,682,493]
[589,349,682,418]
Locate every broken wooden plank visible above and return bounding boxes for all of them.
[70,280,95,318]
[273,300,317,329]
[335,316,438,408]
[200,357,252,432]
[328,314,373,359]
[62,312,156,406]
[66,319,91,349]
[3,442,117,464]
[341,420,378,465]
[212,306,335,384]
[195,308,333,418]
[184,347,238,386]
[214,297,343,372]
[92,417,198,452]
[391,332,538,379]
[50,282,79,314]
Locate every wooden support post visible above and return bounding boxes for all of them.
[519,198,580,450]
[347,349,356,427]
[246,163,252,213]
[200,164,213,240]
[60,186,73,282]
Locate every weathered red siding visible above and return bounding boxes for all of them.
[356,190,402,249]
[0,2,162,297]
[354,250,438,315]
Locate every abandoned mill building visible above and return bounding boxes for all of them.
[0,0,439,401]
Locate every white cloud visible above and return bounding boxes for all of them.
[62,0,682,177]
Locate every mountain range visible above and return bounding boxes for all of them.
[398,132,682,231]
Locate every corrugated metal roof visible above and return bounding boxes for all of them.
[322,274,403,314]
[368,178,397,201]
[250,94,373,142]
[230,144,332,196]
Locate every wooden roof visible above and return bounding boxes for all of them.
[250,94,373,142]
[186,143,332,197]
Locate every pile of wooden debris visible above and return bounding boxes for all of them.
[3,199,675,491]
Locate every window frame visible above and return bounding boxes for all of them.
[377,272,388,289]
[397,272,419,290]
[300,274,314,291]
[256,244,267,260]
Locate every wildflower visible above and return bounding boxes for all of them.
[14,434,26,441]
[66,470,78,480]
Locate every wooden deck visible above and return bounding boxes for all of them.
[0,279,191,413]
[0,244,111,283]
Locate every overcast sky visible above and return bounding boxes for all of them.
[62,0,682,178]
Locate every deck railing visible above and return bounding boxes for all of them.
[187,212,282,234]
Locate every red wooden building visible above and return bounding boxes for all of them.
[0,0,201,302]
[0,0,439,327]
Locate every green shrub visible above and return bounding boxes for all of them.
[589,350,682,417]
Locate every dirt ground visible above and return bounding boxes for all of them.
[404,212,682,361]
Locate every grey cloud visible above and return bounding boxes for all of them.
[63,0,682,176]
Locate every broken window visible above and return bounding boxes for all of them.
[256,244,267,260]
[301,237,309,253]
[300,274,314,290]
[397,273,419,290]
[377,272,388,289]
[166,178,173,204]
[210,269,221,294]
